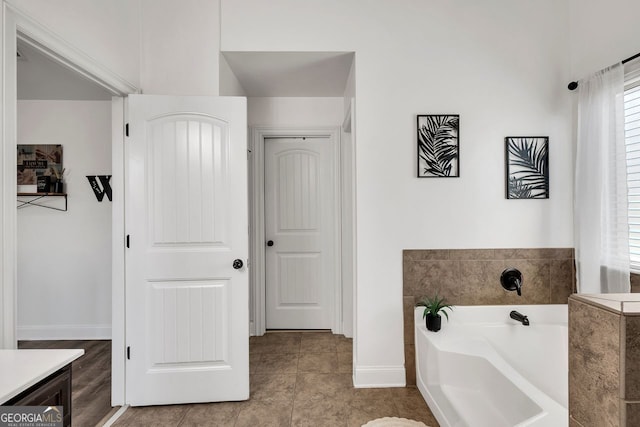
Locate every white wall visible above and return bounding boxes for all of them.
[569,0,640,79]
[7,0,140,88]
[248,97,343,127]
[224,0,574,386]
[140,0,220,95]
[17,100,112,339]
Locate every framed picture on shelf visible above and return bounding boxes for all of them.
[17,144,63,193]
[505,136,549,199]
[417,114,459,177]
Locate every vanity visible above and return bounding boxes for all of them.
[0,349,84,427]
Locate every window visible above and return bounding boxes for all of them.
[626,76,640,272]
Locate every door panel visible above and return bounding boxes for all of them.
[265,138,335,329]
[126,94,248,406]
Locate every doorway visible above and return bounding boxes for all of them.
[250,126,344,335]
[1,4,138,408]
[264,135,337,330]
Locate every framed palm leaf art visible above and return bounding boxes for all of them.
[505,136,549,199]
[417,114,459,177]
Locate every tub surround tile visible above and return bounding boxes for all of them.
[569,415,586,427]
[405,344,416,386]
[631,273,640,293]
[403,247,575,387]
[550,259,576,304]
[568,296,640,427]
[404,296,415,346]
[625,402,640,426]
[404,249,450,261]
[448,249,496,260]
[625,316,640,400]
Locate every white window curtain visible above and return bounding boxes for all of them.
[574,63,630,294]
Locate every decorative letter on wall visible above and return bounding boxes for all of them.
[87,175,112,202]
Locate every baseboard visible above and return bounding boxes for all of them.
[353,365,406,388]
[17,324,111,340]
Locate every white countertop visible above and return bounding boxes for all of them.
[572,293,640,314]
[0,349,84,404]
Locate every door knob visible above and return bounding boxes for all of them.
[267,240,274,247]
[232,259,244,270]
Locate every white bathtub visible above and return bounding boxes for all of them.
[415,305,568,427]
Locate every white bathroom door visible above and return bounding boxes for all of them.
[125,94,248,406]
[265,137,336,329]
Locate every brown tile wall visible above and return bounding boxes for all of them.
[569,296,640,427]
[403,248,575,385]
[630,273,640,293]
[568,298,620,426]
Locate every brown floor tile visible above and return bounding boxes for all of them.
[113,405,189,426]
[348,399,400,427]
[249,353,260,374]
[352,387,394,400]
[295,373,355,401]
[298,352,338,373]
[337,351,353,373]
[291,398,350,427]
[250,373,297,401]
[336,336,353,353]
[393,395,439,426]
[256,352,299,374]
[300,333,337,353]
[178,402,246,427]
[235,400,293,427]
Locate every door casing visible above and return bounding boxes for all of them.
[250,126,342,336]
[0,2,138,406]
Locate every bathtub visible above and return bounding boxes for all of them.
[414,305,568,427]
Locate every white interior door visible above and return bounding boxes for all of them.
[265,137,336,329]
[125,94,248,406]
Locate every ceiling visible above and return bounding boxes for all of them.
[17,39,112,101]
[222,51,354,97]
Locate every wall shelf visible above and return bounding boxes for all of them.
[17,193,67,212]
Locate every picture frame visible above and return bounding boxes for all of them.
[17,144,63,193]
[417,114,459,178]
[505,136,549,199]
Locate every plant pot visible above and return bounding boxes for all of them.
[426,314,442,332]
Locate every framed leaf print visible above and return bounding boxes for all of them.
[417,114,459,177]
[505,136,549,199]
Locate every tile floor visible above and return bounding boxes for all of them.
[113,332,439,427]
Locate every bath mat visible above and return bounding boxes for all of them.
[362,417,429,427]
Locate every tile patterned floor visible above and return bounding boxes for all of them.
[113,332,439,427]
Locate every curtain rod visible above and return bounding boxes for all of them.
[567,52,640,91]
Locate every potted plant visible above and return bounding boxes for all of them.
[416,294,453,332]
[51,167,66,194]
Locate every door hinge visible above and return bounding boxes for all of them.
[127,346,131,360]
[126,235,130,248]
[125,123,129,137]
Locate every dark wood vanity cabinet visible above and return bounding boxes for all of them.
[4,364,72,427]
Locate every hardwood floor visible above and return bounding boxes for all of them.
[18,340,115,427]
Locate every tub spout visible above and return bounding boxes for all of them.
[510,310,529,326]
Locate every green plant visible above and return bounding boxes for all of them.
[416,294,454,320]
